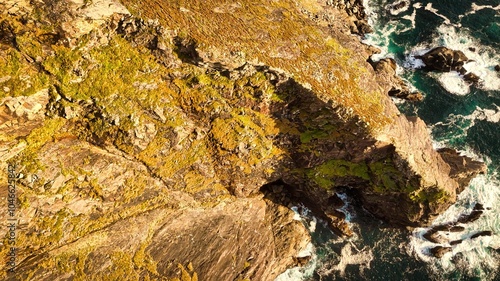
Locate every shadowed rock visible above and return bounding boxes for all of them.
[328,194,345,209]
[470,231,493,239]
[456,203,486,224]
[457,210,483,224]
[449,230,493,246]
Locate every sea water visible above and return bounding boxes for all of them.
[276,1,499,280]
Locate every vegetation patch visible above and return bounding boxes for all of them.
[306,159,369,189]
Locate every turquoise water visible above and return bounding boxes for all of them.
[277,1,499,280]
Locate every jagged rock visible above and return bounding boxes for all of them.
[132,121,157,151]
[388,88,424,101]
[373,58,397,72]
[423,222,466,243]
[417,47,469,73]
[457,210,483,224]
[293,255,312,267]
[470,230,493,239]
[463,72,480,84]
[450,225,465,232]
[354,20,373,34]
[423,229,447,244]
[430,246,452,258]
[2,89,48,121]
[328,214,354,237]
[372,58,423,101]
[450,230,492,246]
[432,223,464,232]
[437,148,487,192]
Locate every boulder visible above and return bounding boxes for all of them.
[470,230,493,239]
[457,210,483,224]
[449,225,465,232]
[388,88,424,101]
[423,229,447,244]
[417,47,469,73]
[293,256,312,267]
[494,65,500,72]
[430,246,452,258]
[463,72,480,85]
[372,58,397,72]
[474,203,484,211]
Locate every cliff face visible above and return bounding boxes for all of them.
[0,0,485,280]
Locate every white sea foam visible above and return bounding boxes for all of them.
[437,72,471,95]
[336,192,355,222]
[430,106,500,154]
[316,242,373,277]
[462,3,500,18]
[402,5,417,30]
[404,25,500,95]
[385,0,411,16]
[410,156,500,280]
[275,245,318,281]
[363,0,406,61]
[433,105,500,134]
[309,216,317,232]
[435,25,500,92]
[424,3,454,26]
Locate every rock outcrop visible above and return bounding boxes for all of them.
[0,0,487,279]
[370,58,424,101]
[416,47,483,85]
[417,47,469,73]
[421,202,493,258]
[430,246,452,258]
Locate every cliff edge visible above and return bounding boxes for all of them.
[0,0,485,280]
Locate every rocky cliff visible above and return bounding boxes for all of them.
[0,0,485,280]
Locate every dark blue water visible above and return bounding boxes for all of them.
[277,1,500,280]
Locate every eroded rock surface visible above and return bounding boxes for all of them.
[0,0,487,279]
[417,47,469,73]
